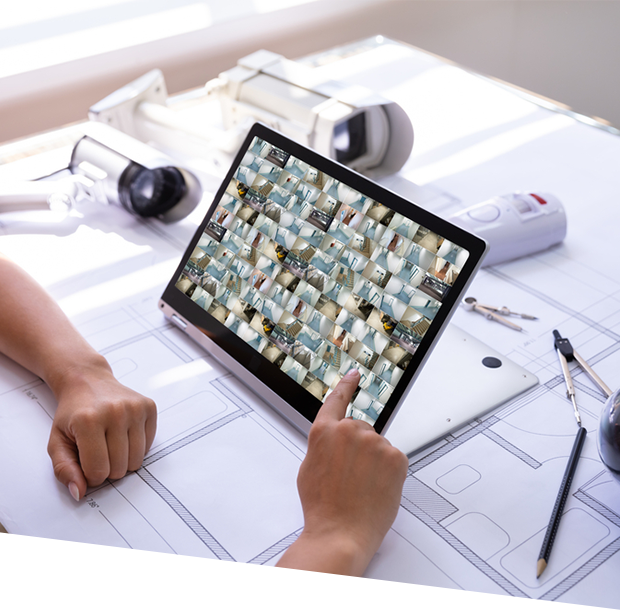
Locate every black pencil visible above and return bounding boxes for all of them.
[537,426,587,578]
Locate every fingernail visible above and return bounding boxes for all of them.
[68,481,80,502]
[345,368,360,379]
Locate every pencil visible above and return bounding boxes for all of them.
[537,426,587,578]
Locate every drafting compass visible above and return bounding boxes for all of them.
[536,330,614,578]
[553,329,613,426]
[462,296,537,332]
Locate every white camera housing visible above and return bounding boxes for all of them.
[217,50,413,177]
[70,123,202,223]
[88,51,413,178]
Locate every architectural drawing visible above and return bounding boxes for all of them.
[2,38,620,610]
[3,206,620,607]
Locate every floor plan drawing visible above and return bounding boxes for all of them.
[0,287,308,564]
[2,38,620,610]
[3,223,620,608]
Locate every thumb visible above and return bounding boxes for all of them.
[48,429,87,502]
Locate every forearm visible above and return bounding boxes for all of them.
[0,255,157,497]
[0,255,109,396]
[276,530,372,577]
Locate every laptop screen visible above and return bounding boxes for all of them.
[172,132,471,427]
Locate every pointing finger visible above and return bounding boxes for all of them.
[314,368,360,424]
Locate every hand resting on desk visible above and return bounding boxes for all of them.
[0,254,405,575]
[0,255,157,501]
[276,368,408,576]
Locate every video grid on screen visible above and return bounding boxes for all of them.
[175,136,470,424]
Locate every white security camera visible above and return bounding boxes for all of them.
[69,123,202,222]
[216,50,414,177]
[87,50,414,178]
[0,123,202,222]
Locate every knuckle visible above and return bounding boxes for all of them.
[145,398,157,419]
[335,418,365,444]
[85,466,110,487]
[127,456,145,473]
[338,418,359,436]
[109,399,130,420]
[309,418,330,440]
[326,387,346,405]
[126,396,157,424]
[46,434,58,457]
[76,400,124,428]
[108,465,128,481]
[387,446,409,474]
[72,407,101,428]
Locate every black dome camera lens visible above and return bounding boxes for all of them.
[119,164,187,218]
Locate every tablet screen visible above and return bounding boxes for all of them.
[162,124,486,433]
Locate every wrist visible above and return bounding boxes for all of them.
[277,527,373,576]
[45,351,113,400]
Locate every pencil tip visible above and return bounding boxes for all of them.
[537,558,547,578]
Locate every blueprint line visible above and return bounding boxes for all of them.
[540,536,620,601]
[247,527,303,565]
[211,376,254,413]
[0,378,42,398]
[408,417,498,474]
[485,268,620,342]
[482,429,542,469]
[98,510,133,549]
[143,409,245,467]
[546,374,612,405]
[137,468,235,561]
[576,490,620,528]
[109,480,178,554]
[151,326,201,364]
[400,491,529,597]
[98,329,156,356]
[492,386,549,420]
[402,475,458,522]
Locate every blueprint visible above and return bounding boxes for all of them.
[1,38,620,609]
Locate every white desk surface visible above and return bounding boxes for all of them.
[1,38,620,608]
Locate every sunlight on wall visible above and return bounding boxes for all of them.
[0,4,214,79]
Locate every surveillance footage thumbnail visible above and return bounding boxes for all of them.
[176,137,470,425]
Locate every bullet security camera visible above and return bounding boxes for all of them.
[69,123,202,223]
[88,51,414,178]
[0,124,203,222]
[216,50,414,177]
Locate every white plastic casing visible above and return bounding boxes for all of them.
[448,192,567,266]
[0,181,77,212]
[217,50,413,177]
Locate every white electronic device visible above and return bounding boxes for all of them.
[160,123,488,437]
[0,124,203,222]
[448,192,567,267]
[70,123,203,222]
[216,50,414,177]
[88,51,414,178]
[385,324,538,456]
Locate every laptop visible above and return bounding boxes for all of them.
[159,123,488,438]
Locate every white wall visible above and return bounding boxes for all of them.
[1,0,619,145]
[0,0,386,144]
[382,0,620,130]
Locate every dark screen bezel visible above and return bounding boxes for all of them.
[160,122,487,433]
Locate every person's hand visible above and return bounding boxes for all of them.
[276,369,408,575]
[47,361,157,502]
[0,255,158,502]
